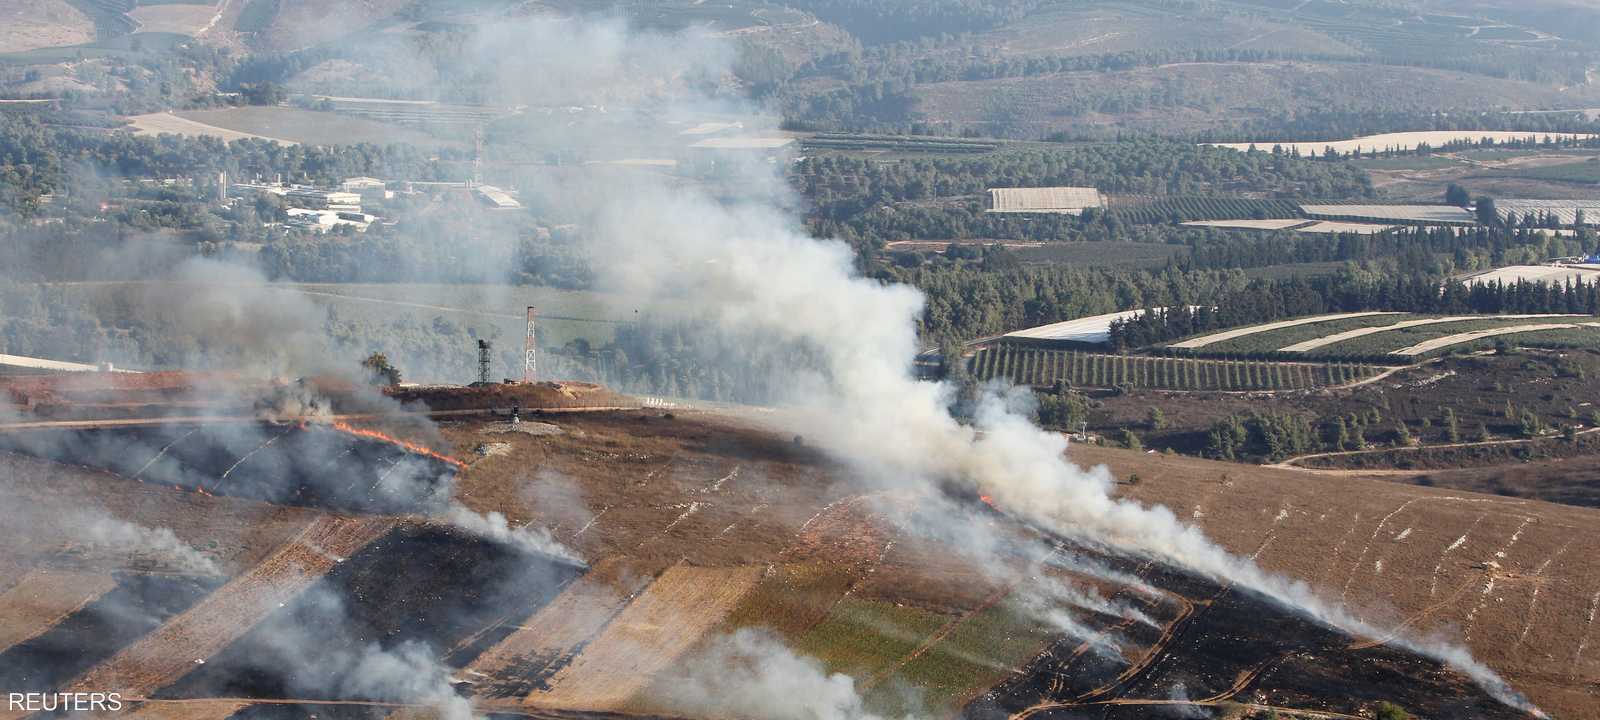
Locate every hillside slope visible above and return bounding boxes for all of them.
[0,406,1589,718]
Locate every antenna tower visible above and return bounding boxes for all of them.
[477,340,493,384]
[472,126,484,187]
[523,307,538,383]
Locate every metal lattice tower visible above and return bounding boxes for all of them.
[523,306,538,383]
[477,340,493,385]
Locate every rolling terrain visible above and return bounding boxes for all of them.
[0,377,1589,718]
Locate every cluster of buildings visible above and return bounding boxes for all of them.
[221,174,524,233]
[225,176,376,232]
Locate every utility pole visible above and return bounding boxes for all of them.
[523,306,537,383]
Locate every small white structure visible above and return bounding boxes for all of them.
[285,188,362,211]
[987,187,1103,215]
[476,185,523,209]
[341,176,386,191]
[341,176,393,200]
[286,208,373,232]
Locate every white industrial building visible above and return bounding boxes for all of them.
[987,187,1103,215]
[285,188,362,211]
[229,183,364,212]
[286,208,375,232]
[475,185,523,209]
[341,176,394,200]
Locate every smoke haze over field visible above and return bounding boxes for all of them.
[0,9,1542,719]
[440,11,1539,716]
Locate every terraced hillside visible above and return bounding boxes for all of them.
[1165,312,1600,359]
[969,342,1382,391]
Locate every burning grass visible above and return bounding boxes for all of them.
[0,422,460,514]
[161,522,582,703]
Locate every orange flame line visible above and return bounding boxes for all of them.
[325,421,465,469]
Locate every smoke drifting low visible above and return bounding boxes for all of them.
[657,629,909,720]
[469,12,1538,716]
[444,504,581,564]
[0,8,1539,719]
[71,510,221,576]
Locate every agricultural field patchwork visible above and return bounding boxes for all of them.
[1389,321,1600,356]
[1167,312,1401,349]
[1108,196,1302,224]
[1495,199,1600,225]
[1300,203,1477,224]
[125,112,297,145]
[1293,220,1399,234]
[968,343,1382,391]
[170,107,461,148]
[1177,313,1600,358]
[1181,218,1310,231]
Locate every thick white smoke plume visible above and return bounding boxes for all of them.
[443,503,581,564]
[494,13,1539,715]
[658,629,908,720]
[72,510,221,576]
[250,584,475,720]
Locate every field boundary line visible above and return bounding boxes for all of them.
[1268,426,1600,470]
[1168,312,1401,349]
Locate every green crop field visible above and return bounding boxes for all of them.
[791,597,950,681]
[1013,241,1186,269]
[1108,197,1302,224]
[1197,314,1427,354]
[1306,316,1596,356]
[1352,155,1463,172]
[867,597,1053,715]
[968,342,1381,390]
[1170,312,1600,359]
[1497,159,1600,184]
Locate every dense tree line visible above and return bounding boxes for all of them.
[0,115,467,214]
[799,140,1372,249]
[1194,109,1600,145]
[1184,225,1597,274]
[897,257,1600,352]
[899,264,1254,347]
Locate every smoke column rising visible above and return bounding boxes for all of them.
[473,13,1540,714]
